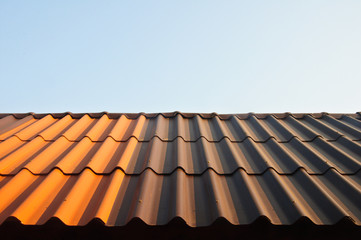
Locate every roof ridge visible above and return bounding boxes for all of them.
[1,112,360,120]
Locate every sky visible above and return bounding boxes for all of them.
[1,1,361,114]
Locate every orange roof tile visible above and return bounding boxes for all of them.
[0,112,360,229]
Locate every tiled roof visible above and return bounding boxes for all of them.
[0,112,361,228]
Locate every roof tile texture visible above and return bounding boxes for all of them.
[0,112,360,227]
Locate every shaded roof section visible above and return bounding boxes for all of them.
[2,218,360,240]
[0,112,360,228]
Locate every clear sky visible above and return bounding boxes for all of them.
[1,1,360,114]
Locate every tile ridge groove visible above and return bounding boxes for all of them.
[4,134,352,143]
[2,213,359,227]
[1,165,360,177]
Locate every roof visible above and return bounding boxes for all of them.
[0,112,361,238]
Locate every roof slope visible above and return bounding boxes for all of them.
[0,112,360,227]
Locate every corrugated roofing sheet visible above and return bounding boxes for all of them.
[0,136,360,175]
[0,112,360,227]
[1,168,360,226]
[1,113,361,142]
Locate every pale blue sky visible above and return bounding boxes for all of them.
[1,1,360,113]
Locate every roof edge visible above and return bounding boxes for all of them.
[0,111,360,120]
